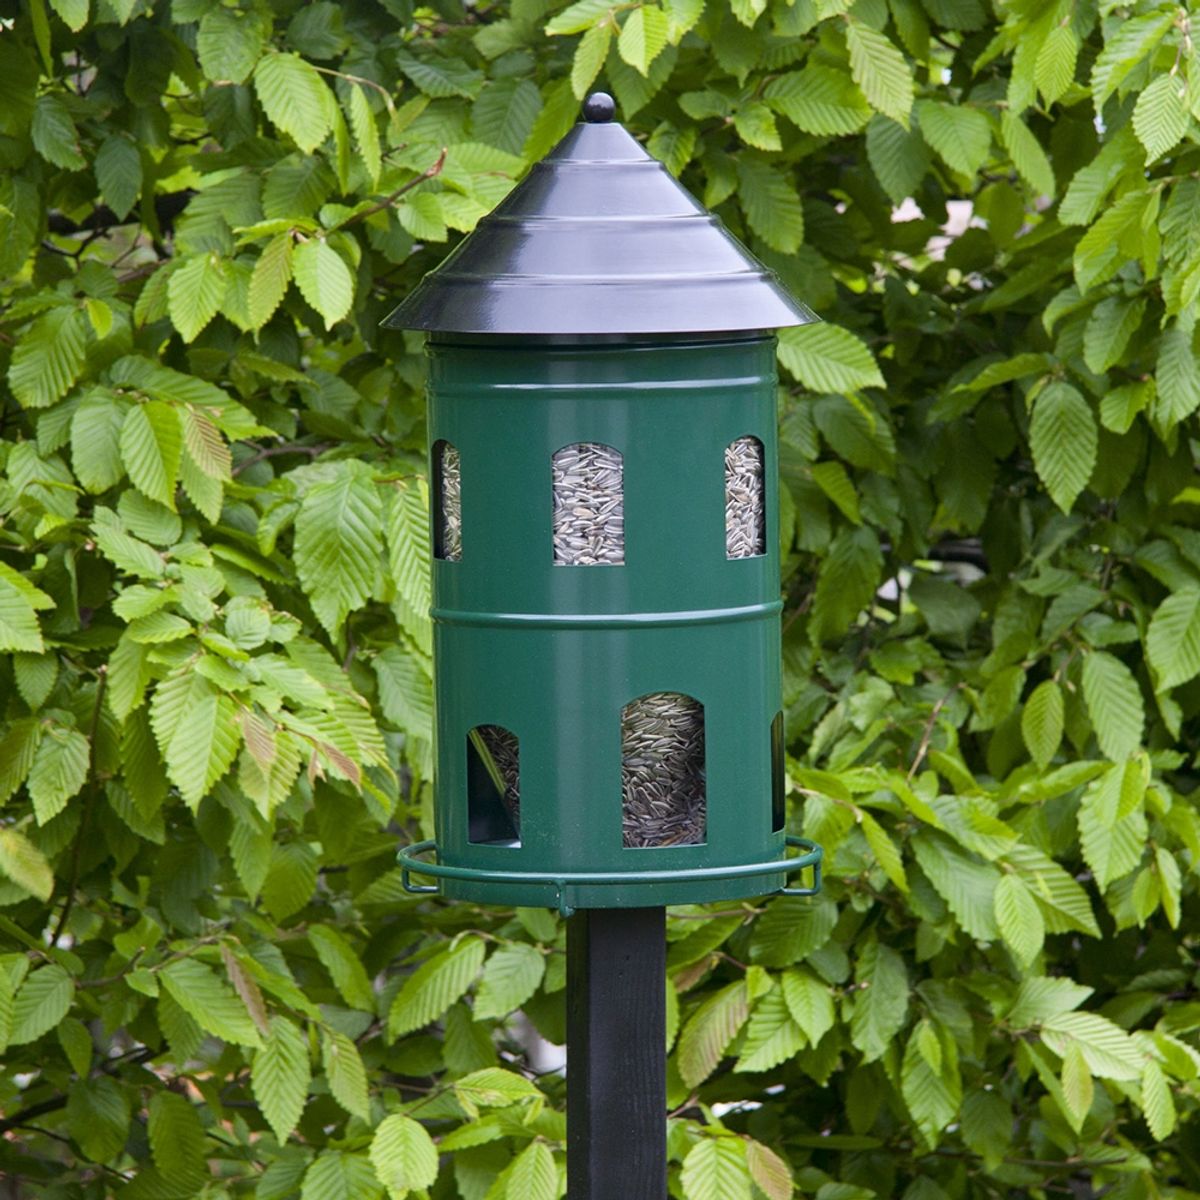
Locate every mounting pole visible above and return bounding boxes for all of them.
[565,907,667,1200]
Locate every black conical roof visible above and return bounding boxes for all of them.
[382,94,816,336]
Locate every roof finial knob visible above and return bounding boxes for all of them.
[582,92,616,123]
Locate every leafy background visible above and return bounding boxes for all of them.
[1,0,1200,1195]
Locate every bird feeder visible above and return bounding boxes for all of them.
[392,93,822,915]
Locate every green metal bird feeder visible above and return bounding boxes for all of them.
[391,92,823,916]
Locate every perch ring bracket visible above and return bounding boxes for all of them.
[398,836,823,917]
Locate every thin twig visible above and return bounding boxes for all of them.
[906,684,959,781]
[232,442,333,476]
[333,148,448,231]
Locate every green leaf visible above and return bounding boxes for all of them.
[32,94,85,169]
[94,135,142,220]
[745,1140,792,1200]
[181,407,232,481]
[0,828,54,901]
[295,462,383,637]
[849,939,909,1062]
[1133,74,1188,161]
[993,872,1044,967]
[8,306,87,410]
[546,0,616,34]
[348,85,382,186]
[248,233,294,330]
[254,53,334,153]
[252,1017,312,1143]
[0,562,52,653]
[846,21,914,127]
[681,1137,752,1200]
[1021,679,1063,768]
[0,719,41,803]
[1035,25,1078,106]
[1142,1059,1176,1141]
[453,1066,541,1113]
[160,957,264,1048]
[120,402,182,510]
[860,809,907,891]
[10,964,72,1045]
[506,1141,557,1200]
[168,253,227,343]
[301,1152,382,1200]
[1005,843,1100,937]
[1007,976,1093,1028]
[1146,588,1200,689]
[308,925,375,1011]
[1083,296,1145,375]
[1001,111,1054,196]
[148,1091,207,1186]
[293,238,354,330]
[734,102,781,151]
[736,157,804,253]
[780,968,834,1046]
[322,1027,370,1120]
[1078,762,1147,888]
[1060,1041,1093,1131]
[1029,381,1097,513]
[474,941,546,1021]
[388,935,486,1039]
[1041,1012,1144,1081]
[571,23,612,99]
[150,672,240,809]
[371,1114,439,1198]
[197,6,265,84]
[396,50,483,99]
[71,389,126,493]
[28,726,89,824]
[49,0,89,31]
[1156,322,1200,426]
[474,78,543,154]
[66,1077,130,1163]
[734,989,804,1073]
[778,324,884,392]
[902,1020,961,1144]
[765,67,872,136]
[1081,651,1144,761]
[912,834,999,940]
[1090,9,1174,109]
[618,5,669,75]
[866,115,929,204]
[678,980,749,1087]
[916,99,991,176]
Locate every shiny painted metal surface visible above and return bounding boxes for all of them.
[381,98,817,335]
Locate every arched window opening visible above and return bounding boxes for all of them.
[772,711,786,833]
[621,693,705,847]
[552,442,625,565]
[725,435,765,559]
[467,725,520,845]
[433,440,462,562]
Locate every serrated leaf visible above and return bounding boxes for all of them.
[95,135,142,220]
[120,402,182,510]
[847,21,913,128]
[780,968,834,1045]
[507,1141,556,1200]
[778,323,884,392]
[618,5,669,75]
[678,980,749,1087]
[248,233,294,330]
[849,939,909,1062]
[1001,111,1054,196]
[71,389,126,493]
[251,1016,311,1140]
[309,925,375,1011]
[1061,1041,1093,1131]
[912,834,999,940]
[181,407,232,481]
[1029,381,1096,513]
[902,1021,961,1144]
[168,253,227,343]
[735,988,804,1073]
[396,50,483,99]
[322,1027,370,1121]
[8,306,87,410]
[1081,651,1144,761]
[1008,976,1093,1027]
[1078,762,1147,888]
[1021,679,1063,768]
[1156,322,1200,426]
[1084,296,1145,375]
[860,810,907,891]
[681,1137,751,1200]
[866,115,929,204]
[254,53,334,153]
[10,964,72,1045]
[388,936,485,1039]
[32,94,85,169]
[348,85,382,186]
[1147,588,1200,690]
[0,567,51,653]
[474,78,543,154]
[1091,10,1174,109]
[28,726,89,824]
[916,99,990,176]
[474,941,545,1021]
[0,828,54,901]
[1036,25,1078,106]
[765,66,872,136]
[161,957,264,1048]
[198,6,264,84]
[993,872,1044,967]
[293,238,354,330]
[1142,1058,1176,1140]
[734,156,803,253]
[371,1114,439,1198]
[746,1140,792,1200]
[1133,74,1188,161]
[150,671,240,809]
[1041,1012,1144,1081]
[148,1091,207,1186]
[295,462,383,637]
[301,1151,381,1200]
[571,23,612,99]
[49,0,89,31]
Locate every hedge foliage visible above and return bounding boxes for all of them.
[1,0,1200,1196]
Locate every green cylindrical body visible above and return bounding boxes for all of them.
[425,334,787,909]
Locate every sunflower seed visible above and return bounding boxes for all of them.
[553,442,625,565]
[437,441,462,562]
[621,692,706,847]
[725,435,765,559]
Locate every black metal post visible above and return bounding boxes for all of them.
[566,906,667,1200]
